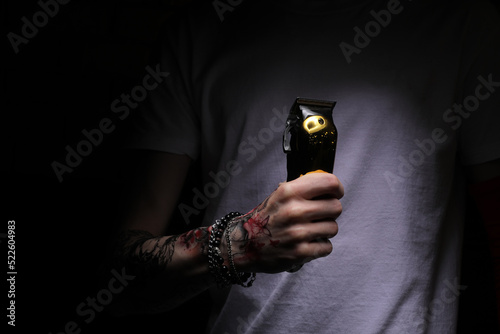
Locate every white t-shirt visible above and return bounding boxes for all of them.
[127,0,500,333]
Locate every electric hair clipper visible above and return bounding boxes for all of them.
[283,98,338,181]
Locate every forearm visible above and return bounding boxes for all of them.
[105,172,343,315]
[108,227,216,315]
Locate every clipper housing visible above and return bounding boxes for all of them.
[283,98,338,181]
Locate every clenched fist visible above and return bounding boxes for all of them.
[223,172,344,274]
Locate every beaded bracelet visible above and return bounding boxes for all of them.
[207,212,256,288]
[226,218,256,288]
[208,215,232,288]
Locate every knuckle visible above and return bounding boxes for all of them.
[296,240,332,260]
[287,226,308,241]
[283,202,305,220]
[311,240,333,258]
[276,182,296,202]
[298,203,316,218]
[294,242,311,258]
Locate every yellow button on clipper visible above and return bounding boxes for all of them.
[303,115,327,134]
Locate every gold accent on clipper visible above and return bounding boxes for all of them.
[303,115,327,134]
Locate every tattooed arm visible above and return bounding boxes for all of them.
[107,150,216,315]
[108,150,343,315]
[108,227,216,315]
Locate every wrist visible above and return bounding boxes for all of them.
[207,212,256,288]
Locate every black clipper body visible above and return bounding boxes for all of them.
[283,98,338,181]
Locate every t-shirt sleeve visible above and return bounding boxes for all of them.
[457,1,500,166]
[124,16,200,161]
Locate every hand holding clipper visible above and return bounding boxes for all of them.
[282,98,338,272]
[223,99,341,275]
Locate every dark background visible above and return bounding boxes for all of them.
[4,0,500,333]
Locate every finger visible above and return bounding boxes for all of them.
[287,221,339,243]
[306,221,339,240]
[296,237,334,260]
[292,173,344,200]
[283,197,342,222]
[305,198,343,222]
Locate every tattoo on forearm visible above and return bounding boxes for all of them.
[114,227,210,280]
[108,227,214,313]
[229,194,280,262]
[180,228,210,254]
[113,230,175,279]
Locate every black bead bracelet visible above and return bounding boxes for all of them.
[207,212,256,288]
